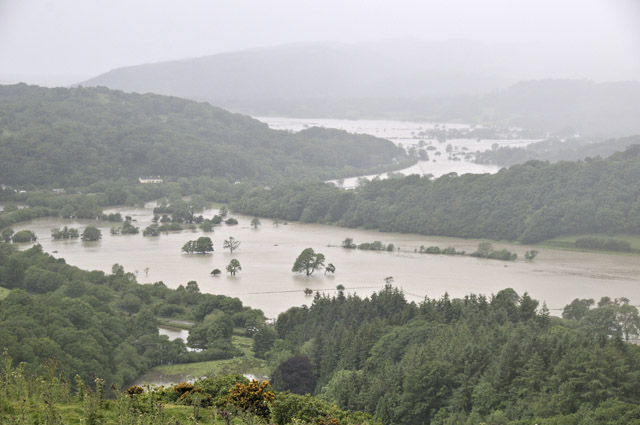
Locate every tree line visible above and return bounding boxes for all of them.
[264,286,640,425]
[231,145,640,243]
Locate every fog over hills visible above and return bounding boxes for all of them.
[81,40,514,100]
[79,40,640,137]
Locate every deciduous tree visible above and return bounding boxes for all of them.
[292,248,325,276]
[223,236,240,253]
[226,259,242,276]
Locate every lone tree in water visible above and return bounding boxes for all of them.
[292,248,325,276]
[81,226,102,241]
[223,236,241,253]
[524,250,540,261]
[226,259,242,276]
[325,263,336,275]
[194,237,213,254]
[251,217,261,228]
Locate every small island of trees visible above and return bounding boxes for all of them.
[81,226,102,241]
[182,236,214,254]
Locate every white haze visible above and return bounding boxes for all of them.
[0,0,639,87]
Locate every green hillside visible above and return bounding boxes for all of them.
[0,84,411,188]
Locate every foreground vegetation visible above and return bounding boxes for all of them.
[266,287,640,425]
[0,358,377,424]
[0,242,265,389]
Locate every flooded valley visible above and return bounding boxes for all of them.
[11,204,640,319]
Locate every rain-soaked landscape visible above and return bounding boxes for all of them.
[3,2,640,424]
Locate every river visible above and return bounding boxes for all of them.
[11,204,640,318]
[256,116,539,187]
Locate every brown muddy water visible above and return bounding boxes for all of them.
[11,204,640,318]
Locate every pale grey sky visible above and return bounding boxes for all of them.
[1,0,639,86]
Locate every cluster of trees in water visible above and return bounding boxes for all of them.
[0,84,412,188]
[262,286,640,425]
[0,243,266,388]
[232,146,640,243]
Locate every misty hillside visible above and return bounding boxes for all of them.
[478,80,640,137]
[0,84,409,187]
[476,135,640,167]
[79,40,513,101]
[80,41,640,138]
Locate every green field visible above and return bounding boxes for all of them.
[150,335,268,380]
[539,233,640,253]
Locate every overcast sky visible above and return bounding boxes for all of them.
[1,0,639,86]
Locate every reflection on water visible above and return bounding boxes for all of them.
[11,204,640,318]
[158,325,189,343]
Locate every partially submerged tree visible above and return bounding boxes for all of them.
[194,237,213,254]
[251,217,261,229]
[183,237,213,254]
[226,259,242,276]
[182,240,196,254]
[524,250,539,261]
[325,263,336,275]
[223,236,241,253]
[292,248,325,276]
[341,237,356,249]
[81,226,101,241]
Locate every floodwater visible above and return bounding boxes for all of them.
[11,204,640,318]
[158,325,189,343]
[257,116,538,187]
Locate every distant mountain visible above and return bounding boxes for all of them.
[79,41,640,137]
[80,40,512,102]
[0,84,410,187]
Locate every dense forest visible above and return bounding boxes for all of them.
[231,145,640,243]
[267,286,640,425]
[0,84,411,187]
[0,243,265,388]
